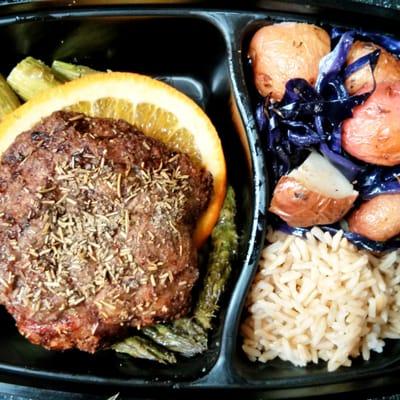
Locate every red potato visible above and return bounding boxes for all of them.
[345,41,400,95]
[348,194,400,241]
[269,152,358,227]
[248,22,330,101]
[342,82,400,166]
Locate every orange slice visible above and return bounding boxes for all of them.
[0,72,226,247]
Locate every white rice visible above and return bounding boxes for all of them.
[241,227,400,372]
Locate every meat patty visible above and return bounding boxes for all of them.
[0,111,212,352]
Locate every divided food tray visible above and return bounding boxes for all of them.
[0,2,400,397]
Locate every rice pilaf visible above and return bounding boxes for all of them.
[241,228,400,371]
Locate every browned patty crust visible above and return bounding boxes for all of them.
[0,111,212,352]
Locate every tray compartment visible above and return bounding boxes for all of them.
[230,13,400,389]
[0,11,258,385]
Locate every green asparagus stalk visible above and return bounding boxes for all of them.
[142,318,207,357]
[194,186,238,330]
[173,317,207,340]
[7,57,61,101]
[112,336,176,364]
[0,74,20,120]
[51,60,97,82]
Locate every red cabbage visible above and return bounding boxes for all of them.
[316,31,354,93]
[358,166,400,200]
[326,76,347,100]
[319,142,364,181]
[329,124,342,153]
[255,101,267,133]
[253,25,400,251]
[256,99,309,185]
[331,27,400,56]
[278,46,380,123]
[283,120,321,146]
[278,90,370,122]
[265,28,379,183]
[344,49,381,79]
[281,78,321,104]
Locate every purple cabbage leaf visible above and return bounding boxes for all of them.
[253,25,400,251]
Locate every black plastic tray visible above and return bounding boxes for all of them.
[0,2,400,398]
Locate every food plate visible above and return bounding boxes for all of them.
[0,1,399,397]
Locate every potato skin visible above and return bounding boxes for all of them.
[345,41,400,95]
[248,22,330,101]
[269,176,357,227]
[348,194,400,241]
[342,82,400,166]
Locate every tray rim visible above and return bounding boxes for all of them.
[1,4,400,394]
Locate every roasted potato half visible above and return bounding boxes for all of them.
[248,22,330,101]
[342,82,400,166]
[345,41,400,95]
[348,194,400,241]
[269,152,358,227]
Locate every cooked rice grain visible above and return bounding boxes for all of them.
[241,228,400,371]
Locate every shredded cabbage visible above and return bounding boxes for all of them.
[254,26,400,251]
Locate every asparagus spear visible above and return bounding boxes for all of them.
[142,318,207,357]
[0,74,20,120]
[112,336,176,364]
[173,317,207,340]
[51,60,97,82]
[7,57,61,101]
[194,186,238,330]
